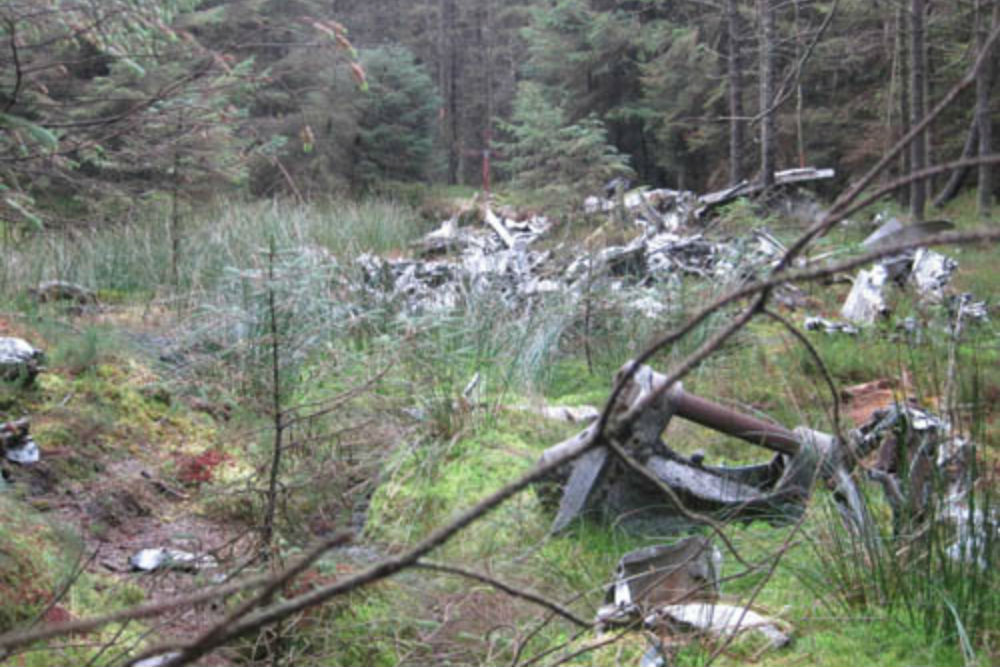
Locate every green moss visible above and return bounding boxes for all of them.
[0,496,78,633]
[540,359,608,405]
[368,421,543,545]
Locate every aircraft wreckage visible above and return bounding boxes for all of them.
[536,361,978,544]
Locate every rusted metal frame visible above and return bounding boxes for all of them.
[670,389,800,456]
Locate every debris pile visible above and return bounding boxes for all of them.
[857,404,993,567]
[357,191,804,317]
[584,167,835,224]
[596,537,721,626]
[536,358,980,545]
[649,603,791,649]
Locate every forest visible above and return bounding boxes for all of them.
[0,1,997,666]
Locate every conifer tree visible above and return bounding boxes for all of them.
[497,81,633,211]
[353,46,441,188]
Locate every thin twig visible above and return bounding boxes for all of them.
[541,626,634,667]
[763,308,843,445]
[415,561,590,629]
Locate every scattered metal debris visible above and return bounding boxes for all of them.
[386,202,790,318]
[360,170,838,318]
[862,218,954,249]
[695,167,834,219]
[596,536,721,628]
[842,215,973,326]
[650,603,791,648]
[803,316,858,335]
[950,293,989,322]
[639,643,668,667]
[129,547,218,573]
[856,403,992,566]
[0,337,44,384]
[1,418,39,464]
[129,652,182,667]
[528,404,601,424]
[908,248,958,303]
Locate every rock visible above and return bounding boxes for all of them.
[0,337,44,383]
[29,280,98,305]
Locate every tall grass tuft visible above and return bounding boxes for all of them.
[0,198,427,302]
[796,371,996,663]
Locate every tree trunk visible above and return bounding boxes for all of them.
[758,0,777,188]
[932,115,978,208]
[976,0,997,218]
[909,0,927,221]
[897,5,911,207]
[728,0,745,186]
[793,0,806,168]
[439,0,459,184]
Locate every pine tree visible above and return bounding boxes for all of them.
[497,82,633,213]
[353,46,441,188]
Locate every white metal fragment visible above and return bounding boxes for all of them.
[530,405,601,424]
[0,337,44,381]
[656,603,791,648]
[129,548,218,573]
[131,652,182,667]
[861,216,903,248]
[909,248,957,303]
[4,439,39,464]
[841,265,889,324]
[803,316,858,335]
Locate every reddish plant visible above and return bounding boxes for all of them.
[174,450,231,486]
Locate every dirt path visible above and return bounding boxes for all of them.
[3,307,260,665]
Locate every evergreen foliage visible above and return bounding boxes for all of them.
[641,25,725,190]
[354,46,441,189]
[497,82,633,212]
[0,0,995,218]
